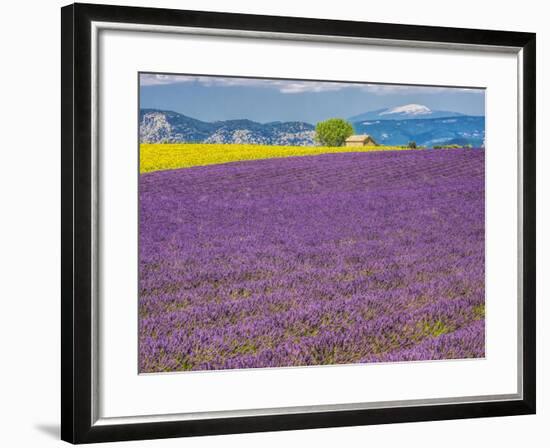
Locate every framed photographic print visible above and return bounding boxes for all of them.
[61,2,536,444]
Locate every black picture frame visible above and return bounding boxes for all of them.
[61,2,536,444]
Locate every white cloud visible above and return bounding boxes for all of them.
[278,81,348,94]
[359,84,483,95]
[139,74,197,86]
[140,74,347,92]
[140,73,483,95]
[359,84,417,95]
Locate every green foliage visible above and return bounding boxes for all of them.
[473,303,485,320]
[420,319,451,337]
[315,118,354,147]
[433,144,463,149]
[407,141,417,149]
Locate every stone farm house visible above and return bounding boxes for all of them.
[344,134,378,147]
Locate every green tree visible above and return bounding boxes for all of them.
[407,141,417,149]
[315,118,354,147]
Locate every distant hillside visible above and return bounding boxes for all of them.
[140,108,485,148]
[352,115,485,147]
[140,109,316,146]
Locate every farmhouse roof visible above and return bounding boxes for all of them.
[345,134,374,142]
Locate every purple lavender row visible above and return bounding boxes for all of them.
[139,149,485,372]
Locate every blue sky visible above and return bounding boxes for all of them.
[140,73,485,124]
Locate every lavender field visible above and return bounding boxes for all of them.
[139,149,485,372]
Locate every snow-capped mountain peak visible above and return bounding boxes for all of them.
[379,104,432,116]
[348,105,466,122]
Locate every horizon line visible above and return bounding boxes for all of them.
[139,107,486,125]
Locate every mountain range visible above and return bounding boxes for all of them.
[140,104,485,147]
[347,103,467,122]
[140,109,315,146]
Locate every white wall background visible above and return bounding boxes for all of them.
[0,0,545,446]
